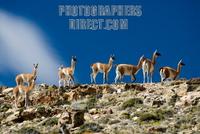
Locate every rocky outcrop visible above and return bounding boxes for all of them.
[0,78,200,133]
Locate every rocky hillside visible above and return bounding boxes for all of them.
[0,78,200,134]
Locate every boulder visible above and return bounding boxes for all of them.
[187,78,200,92]
[88,108,98,115]
[63,90,79,101]
[2,88,13,94]
[176,91,200,107]
[20,108,36,120]
[79,87,97,96]
[143,94,166,107]
[58,112,72,125]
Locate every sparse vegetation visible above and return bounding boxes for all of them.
[122,98,143,109]
[0,103,12,112]
[139,112,160,122]
[78,122,103,133]
[86,96,97,110]
[1,79,200,133]
[43,117,58,126]
[17,127,40,134]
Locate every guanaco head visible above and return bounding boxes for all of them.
[178,59,185,67]
[154,50,161,58]
[72,56,77,63]
[109,54,115,62]
[59,65,64,70]
[33,63,39,70]
[138,55,145,68]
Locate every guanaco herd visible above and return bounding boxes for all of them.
[13,50,185,108]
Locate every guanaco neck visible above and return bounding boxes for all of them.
[71,60,76,72]
[176,63,182,75]
[108,58,113,69]
[136,58,143,70]
[152,53,157,65]
[32,68,37,77]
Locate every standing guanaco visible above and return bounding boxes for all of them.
[142,50,161,83]
[13,77,36,108]
[59,56,77,87]
[15,64,38,86]
[115,55,145,83]
[90,55,115,84]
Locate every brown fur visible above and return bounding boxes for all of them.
[13,79,36,108]
[142,50,161,83]
[160,60,185,81]
[59,56,77,87]
[15,64,38,86]
[90,55,115,83]
[115,55,144,83]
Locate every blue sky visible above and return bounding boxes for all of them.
[0,0,200,86]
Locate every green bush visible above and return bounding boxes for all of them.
[139,108,173,122]
[139,113,160,122]
[86,97,97,110]
[79,123,103,133]
[18,127,40,134]
[0,103,12,112]
[122,98,143,109]
[43,117,58,126]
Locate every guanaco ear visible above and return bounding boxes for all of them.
[110,54,114,58]
[59,65,64,69]
[73,56,77,61]
[178,59,183,64]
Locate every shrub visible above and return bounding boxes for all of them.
[122,98,143,109]
[139,113,160,122]
[138,108,173,122]
[86,97,97,110]
[79,123,103,133]
[0,103,12,112]
[18,127,40,134]
[43,117,58,126]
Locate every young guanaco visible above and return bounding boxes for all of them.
[13,77,36,108]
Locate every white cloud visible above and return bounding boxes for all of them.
[0,10,62,85]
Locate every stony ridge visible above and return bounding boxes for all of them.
[0,78,200,134]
